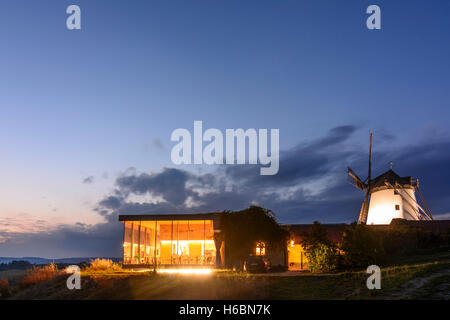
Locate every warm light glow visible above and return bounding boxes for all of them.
[157,268,213,275]
[290,240,294,247]
[255,242,266,255]
[160,240,215,244]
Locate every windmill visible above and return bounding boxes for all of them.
[348,133,433,225]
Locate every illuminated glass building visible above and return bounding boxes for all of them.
[119,213,224,267]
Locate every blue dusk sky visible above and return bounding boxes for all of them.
[0,0,450,257]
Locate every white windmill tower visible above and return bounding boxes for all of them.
[347,133,433,225]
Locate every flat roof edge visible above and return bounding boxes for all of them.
[118,212,219,221]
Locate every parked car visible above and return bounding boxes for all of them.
[243,255,270,273]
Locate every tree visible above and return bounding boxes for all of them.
[339,223,385,269]
[219,206,290,269]
[300,221,339,273]
[300,221,332,250]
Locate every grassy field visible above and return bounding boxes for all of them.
[0,269,27,280]
[5,251,450,300]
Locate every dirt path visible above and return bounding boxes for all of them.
[387,268,450,299]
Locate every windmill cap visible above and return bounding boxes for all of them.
[369,169,414,190]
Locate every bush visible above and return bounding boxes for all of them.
[340,223,385,269]
[305,243,339,273]
[20,263,60,289]
[300,222,340,273]
[86,258,122,272]
[0,278,10,298]
[380,223,450,256]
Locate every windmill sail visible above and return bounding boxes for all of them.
[348,168,367,190]
[348,133,372,224]
[358,199,369,224]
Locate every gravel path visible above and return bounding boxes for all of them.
[387,269,450,299]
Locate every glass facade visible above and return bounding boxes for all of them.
[122,219,216,266]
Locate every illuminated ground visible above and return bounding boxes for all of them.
[4,252,450,300]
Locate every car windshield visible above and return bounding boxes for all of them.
[247,256,263,263]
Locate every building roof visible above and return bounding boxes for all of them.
[118,212,219,222]
[389,219,450,233]
[369,169,413,190]
[284,223,347,244]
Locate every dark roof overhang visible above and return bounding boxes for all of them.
[118,212,219,222]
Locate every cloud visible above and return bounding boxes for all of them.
[152,138,165,150]
[82,176,94,184]
[115,168,193,205]
[2,125,450,258]
[0,221,122,258]
[434,212,450,220]
[94,125,364,225]
[97,125,450,224]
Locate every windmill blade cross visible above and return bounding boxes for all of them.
[347,167,367,190]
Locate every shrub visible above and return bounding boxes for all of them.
[339,223,385,269]
[300,222,340,273]
[0,278,10,298]
[379,223,450,256]
[305,243,339,273]
[20,263,60,289]
[86,258,122,272]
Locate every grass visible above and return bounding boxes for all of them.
[19,263,60,289]
[6,251,450,300]
[0,278,10,298]
[84,258,123,273]
[0,269,27,281]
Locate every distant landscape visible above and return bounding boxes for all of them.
[0,257,121,265]
[1,252,449,300]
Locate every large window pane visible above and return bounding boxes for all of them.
[139,226,146,264]
[177,221,190,264]
[204,220,216,265]
[158,221,172,265]
[172,221,178,264]
[141,221,156,265]
[132,223,140,264]
[188,221,204,264]
[123,222,132,264]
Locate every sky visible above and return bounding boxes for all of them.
[0,0,450,258]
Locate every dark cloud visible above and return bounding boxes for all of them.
[98,196,123,210]
[2,125,450,258]
[116,168,193,205]
[94,125,365,225]
[82,176,94,184]
[98,125,450,225]
[225,125,357,188]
